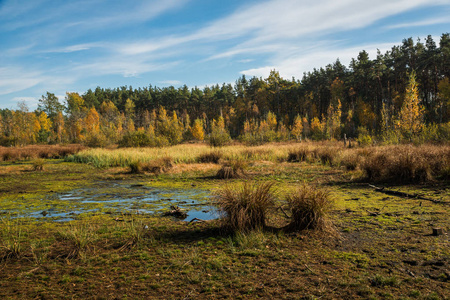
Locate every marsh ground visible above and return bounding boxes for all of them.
[0,143,448,299]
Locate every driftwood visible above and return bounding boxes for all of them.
[368,184,446,204]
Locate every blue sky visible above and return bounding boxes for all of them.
[1,0,449,110]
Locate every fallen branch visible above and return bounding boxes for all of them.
[188,218,205,224]
[277,206,291,219]
[18,267,40,278]
[368,184,446,204]
[304,264,316,274]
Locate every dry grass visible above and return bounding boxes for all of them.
[31,159,45,171]
[360,145,450,183]
[240,148,274,160]
[287,146,311,162]
[196,150,223,164]
[284,185,335,233]
[128,157,174,174]
[0,144,85,162]
[65,142,308,168]
[215,181,276,232]
[216,159,247,179]
[55,223,97,259]
[336,149,359,170]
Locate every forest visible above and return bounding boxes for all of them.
[1,33,449,147]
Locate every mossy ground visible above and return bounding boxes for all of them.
[0,149,448,299]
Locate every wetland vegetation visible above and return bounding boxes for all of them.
[0,142,448,299]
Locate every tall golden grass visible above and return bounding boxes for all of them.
[65,143,297,168]
[63,141,450,183]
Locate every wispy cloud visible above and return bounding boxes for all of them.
[158,80,182,86]
[240,42,395,79]
[113,0,447,62]
[43,43,103,54]
[386,16,450,29]
[0,67,42,95]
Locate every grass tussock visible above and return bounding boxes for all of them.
[196,150,223,164]
[361,145,449,183]
[0,144,85,162]
[215,181,276,232]
[288,144,341,166]
[285,185,335,233]
[119,217,153,251]
[287,146,310,162]
[55,223,97,259]
[240,148,273,160]
[216,159,247,179]
[129,157,173,174]
[336,149,359,170]
[31,158,45,171]
[0,218,23,259]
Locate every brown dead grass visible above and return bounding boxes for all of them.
[0,144,86,162]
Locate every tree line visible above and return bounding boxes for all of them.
[1,33,449,147]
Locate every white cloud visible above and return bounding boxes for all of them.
[0,67,42,95]
[386,16,450,29]
[43,43,103,53]
[158,80,182,86]
[112,0,448,62]
[241,42,395,79]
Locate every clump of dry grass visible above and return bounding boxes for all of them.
[0,145,85,162]
[55,223,97,259]
[215,181,276,232]
[216,159,247,179]
[32,159,45,171]
[129,157,173,174]
[361,152,388,181]
[287,146,310,162]
[360,145,448,183]
[336,149,359,170]
[284,185,335,233]
[197,150,223,164]
[311,146,341,166]
[240,148,273,160]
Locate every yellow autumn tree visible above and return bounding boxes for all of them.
[291,114,303,141]
[190,118,205,141]
[209,116,231,147]
[327,99,342,140]
[53,111,65,143]
[266,111,277,131]
[310,116,325,140]
[85,107,100,134]
[37,111,52,143]
[397,71,424,140]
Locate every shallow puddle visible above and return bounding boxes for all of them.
[2,181,216,222]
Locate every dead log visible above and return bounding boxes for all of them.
[368,184,446,204]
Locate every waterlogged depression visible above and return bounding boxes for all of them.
[2,181,216,222]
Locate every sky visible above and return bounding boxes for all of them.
[0,0,449,110]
